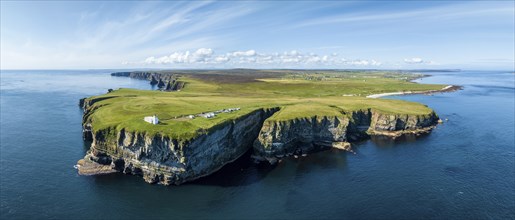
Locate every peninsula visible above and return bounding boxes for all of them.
[77,69,457,185]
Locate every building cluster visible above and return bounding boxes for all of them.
[144,108,240,124]
[198,112,216,118]
[196,107,241,119]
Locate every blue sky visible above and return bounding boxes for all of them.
[1,1,514,70]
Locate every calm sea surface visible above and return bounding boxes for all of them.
[1,70,514,219]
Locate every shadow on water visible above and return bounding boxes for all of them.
[80,133,423,188]
[282,149,350,214]
[369,132,432,148]
[288,148,349,171]
[191,147,350,187]
[82,140,92,154]
[189,148,276,187]
[83,147,351,188]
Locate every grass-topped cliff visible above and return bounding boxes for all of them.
[79,69,450,185]
[83,70,443,141]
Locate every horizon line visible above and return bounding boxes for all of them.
[1,68,513,72]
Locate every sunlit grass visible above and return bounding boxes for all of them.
[84,71,445,140]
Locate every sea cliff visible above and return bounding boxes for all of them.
[77,70,447,185]
[253,109,438,162]
[79,106,279,185]
[111,71,185,91]
[78,99,438,185]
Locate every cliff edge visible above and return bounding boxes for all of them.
[77,70,448,185]
[78,99,438,185]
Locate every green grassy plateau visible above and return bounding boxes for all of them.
[84,70,445,140]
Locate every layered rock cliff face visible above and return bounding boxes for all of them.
[111,72,185,91]
[368,111,438,135]
[80,108,279,185]
[79,100,438,185]
[253,109,438,160]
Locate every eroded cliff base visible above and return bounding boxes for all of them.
[76,157,116,176]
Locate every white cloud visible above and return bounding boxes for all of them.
[404,57,424,64]
[370,60,382,66]
[194,48,213,57]
[403,57,437,65]
[140,48,383,67]
[143,48,217,64]
[214,56,230,63]
[337,59,381,66]
[229,50,256,57]
[289,50,299,56]
[144,56,156,63]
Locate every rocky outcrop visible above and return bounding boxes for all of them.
[79,108,279,185]
[111,71,184,91]
[252,116,353,160]
[252,109,438,161]
[76,157,117,175]
[367,110,438,136]
[164,80,185,91]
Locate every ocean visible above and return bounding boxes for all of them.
[1,70,513,219]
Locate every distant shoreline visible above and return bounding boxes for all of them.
[366,85,462,98]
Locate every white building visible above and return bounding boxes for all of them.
[144,115,159,124]
[200,112,215,118]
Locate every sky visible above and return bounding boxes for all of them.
[1,1,514,70]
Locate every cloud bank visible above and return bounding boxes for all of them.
[138,48,382,67]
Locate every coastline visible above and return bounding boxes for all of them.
[366,85,462,98]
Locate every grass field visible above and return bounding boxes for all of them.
[84,70,445,140]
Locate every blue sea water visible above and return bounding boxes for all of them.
[0,70,514,219]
